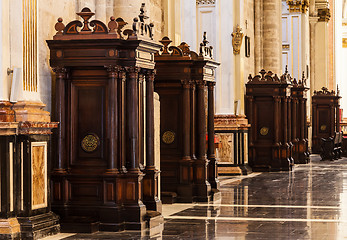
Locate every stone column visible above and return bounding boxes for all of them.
[312,3,330,91]
[263,0,282,74]
[255,0,282,74]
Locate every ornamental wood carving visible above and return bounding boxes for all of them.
[53,4,153,40]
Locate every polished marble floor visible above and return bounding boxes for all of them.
[44,155,347,239]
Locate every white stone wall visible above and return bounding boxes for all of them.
[179,0,254,115]
[0,0,11,101]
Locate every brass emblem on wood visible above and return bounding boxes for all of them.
[320,125,327,131]
[260,127,269,136]
[162,131,175,144]
[81,133,100,152]
[231,25,244,55]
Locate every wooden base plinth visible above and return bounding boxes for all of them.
[17,212,60,240]
[0,101,15,122]
[12,101,50,122]
[0,218,21,239]
[142,168,162,213]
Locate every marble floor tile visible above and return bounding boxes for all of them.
[43,155,347,239]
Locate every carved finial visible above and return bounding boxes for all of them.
[285,65,288,74]
[293,78,298,85]
[76,7,95,32]
[139,3,149,22]
[178,42,190,56]
[55,17,65,35]
[159,36,172,55]
[199,32,213,58]
[259,69,266,80]
[116,18,128,38]
[131,3,154,39]
[108,16,119,36]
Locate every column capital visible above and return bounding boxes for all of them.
[52,67,67,75]
[286,0,309,13]
[317,8,331,22]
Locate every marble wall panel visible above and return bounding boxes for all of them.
[216,133,234,164]
[31,142,47,210]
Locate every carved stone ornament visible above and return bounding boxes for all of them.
[318,8,331,22]
[196,0,216,5]
[231,25,244,55]
[286,0,309,13]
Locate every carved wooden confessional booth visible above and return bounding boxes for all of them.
[47,5,162,232]
[290,73,309,164]
[154,35,220,203]
[311,87,341,153]
[246,70,293,171]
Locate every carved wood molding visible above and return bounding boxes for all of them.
[53,3,155,40]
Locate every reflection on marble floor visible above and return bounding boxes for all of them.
[44,155,347,239]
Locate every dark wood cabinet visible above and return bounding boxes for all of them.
[154,35,220,202]
[47,6,162,232]
[312,87,341,153]
[246,70,293,171]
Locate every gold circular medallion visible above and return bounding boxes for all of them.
[260,127,269,136]
[162,131,175,144]
[320,125,327,131]
[81,134,100,152]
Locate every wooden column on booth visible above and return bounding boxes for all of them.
[47,5,162,232]
[291,73,310,163]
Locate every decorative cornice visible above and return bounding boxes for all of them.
[317,8,331,22]
[196,0,215,5]
[286,0,309,13]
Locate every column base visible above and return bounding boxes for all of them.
[17,212,60,240]
[122,171,147,230]
[0,101,15,122]
[0,218,21,240]
[12,101,50,122]
[142,168,162,212]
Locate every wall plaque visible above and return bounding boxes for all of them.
[231,25,244,55]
